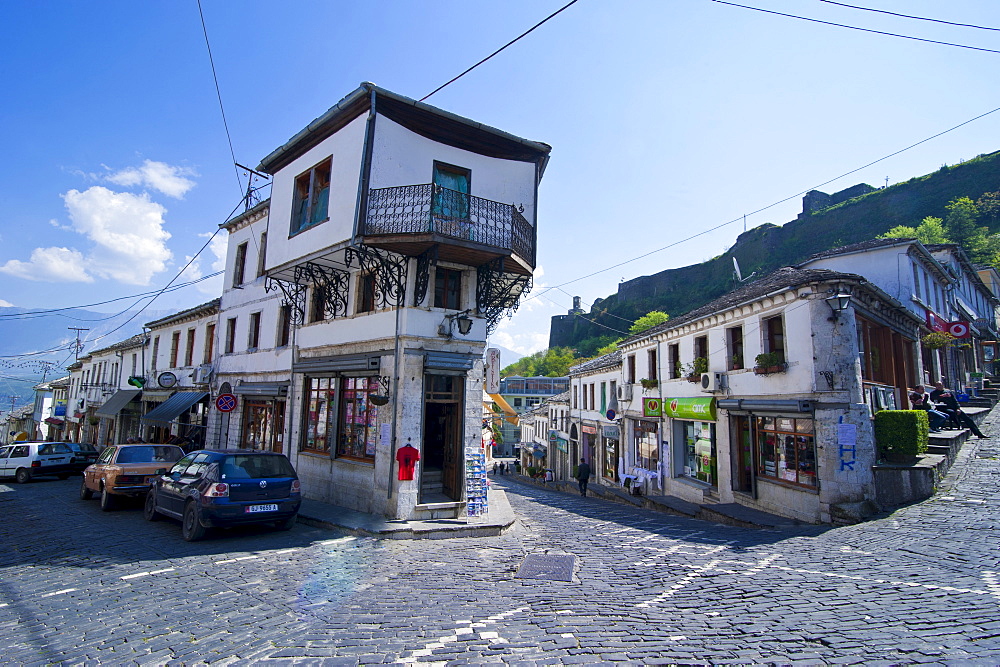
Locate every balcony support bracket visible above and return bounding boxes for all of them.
[414,246,438,306]
[477,257,532,334]
[345,245,408,309]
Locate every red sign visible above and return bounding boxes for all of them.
[215,393,237,412]
[926,310,948,332]
[948,321,970,338]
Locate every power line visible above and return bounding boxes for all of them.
[710,0,1000,55]
[525,103,1000,304]
[196,0,243,196]
[0,272,222,321]
[815,0,1000,32]
[420,0,582,102]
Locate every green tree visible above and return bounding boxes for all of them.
[944,196,984,250]
[879,216,949,244]
[629,310,670,335]
[500,347,577,377]
[976,190,1000,228]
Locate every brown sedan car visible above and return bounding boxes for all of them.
[81,444,185,510]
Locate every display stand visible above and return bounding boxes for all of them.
[465,451,488,516]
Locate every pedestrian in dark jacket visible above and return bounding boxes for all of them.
[576,458,591,496]
[909,385,948,432]
[931,381,986,438]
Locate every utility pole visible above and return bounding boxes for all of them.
[67,327,89,360]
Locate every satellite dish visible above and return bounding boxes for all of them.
[733,257,756,284]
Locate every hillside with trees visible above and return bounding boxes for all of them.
[550,150,1000,355]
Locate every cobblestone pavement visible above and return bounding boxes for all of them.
[2,421,1000,665]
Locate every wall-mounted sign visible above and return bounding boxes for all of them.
[157,371,178,388]
[485,348,501,394]
[663,397,717,421]
[215,393,237,412]
[948,321,970,338]
[643,397,662,417]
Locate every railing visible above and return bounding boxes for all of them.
[363,184,535,266]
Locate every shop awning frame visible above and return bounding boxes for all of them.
[488,393,519,426]
[95,390,142,418]
[140,391,209,426]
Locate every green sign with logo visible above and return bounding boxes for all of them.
[663,397,717,421]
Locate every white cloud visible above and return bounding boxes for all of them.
[0,247,93,283]
[180,231,228,295]
[489,329,549,356]
[61,186,172,285]
[106,160,197,198]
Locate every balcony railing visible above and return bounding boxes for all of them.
[363,184,535,266]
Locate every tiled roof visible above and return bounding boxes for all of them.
[621,266,864,345]
[569,350,621,375]
[799,237,915,263]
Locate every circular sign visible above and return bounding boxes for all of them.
[216,393,237,412]
[157,371,177,388]
[605,409,616,421]
[948,322,969,338]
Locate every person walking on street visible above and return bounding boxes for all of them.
[576,457,591,496]
[931,381,987,438]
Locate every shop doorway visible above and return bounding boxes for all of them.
[422,375,464,502]
[732,415,754,495]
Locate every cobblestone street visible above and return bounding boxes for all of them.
[3,419,1000,665]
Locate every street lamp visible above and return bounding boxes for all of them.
[826,292,852,320]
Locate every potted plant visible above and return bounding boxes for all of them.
[730,353,743,371]
[640,377,659,390]
[87,416,100,426]
[686,357,708,382]
[754,352,786,374]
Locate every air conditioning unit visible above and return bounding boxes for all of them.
[618,384,633,401]
[701,372,723,392]
[192,364,212,385]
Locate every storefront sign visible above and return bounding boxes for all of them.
[663,397,717,421]
[643,397,662,417]
[485,348,501,393]
[582,425,597,435]
[948,321,970,338]
[634,419,658,434]
[602,425,620,439]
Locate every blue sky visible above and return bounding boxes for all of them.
[2,0,1000,360]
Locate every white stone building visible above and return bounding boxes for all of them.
[568,350,622,486]
[256,83,550,519]
[209,200,294,453]
[617,266,923,523]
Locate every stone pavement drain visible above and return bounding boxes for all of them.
[514,553,576,581]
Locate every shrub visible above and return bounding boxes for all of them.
[873,410,928,458]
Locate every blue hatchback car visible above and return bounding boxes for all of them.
[144,449,301,541]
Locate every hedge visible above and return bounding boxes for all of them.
[873,410,929,458]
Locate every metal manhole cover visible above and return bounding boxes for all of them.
[515,554,576,581]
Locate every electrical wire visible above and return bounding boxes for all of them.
[815,0,1000,32]
[710,0,1000,55]
[197,0,243,196]
[525,103,1000,304]
[0,272,223,320]
[420,0,581,101]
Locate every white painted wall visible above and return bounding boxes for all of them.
[265,114,369,272]
[370,116,538,225]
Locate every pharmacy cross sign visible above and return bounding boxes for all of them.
[215,393,237,412]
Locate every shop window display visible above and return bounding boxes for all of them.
[338,377,379,461]
[755,417,816,488]
[679,421,716,486]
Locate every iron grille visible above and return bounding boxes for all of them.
[363,184,534,266]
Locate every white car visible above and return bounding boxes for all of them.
[0,442,77,483]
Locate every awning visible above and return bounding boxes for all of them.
[234,382,289,397]
[95,390,142,418]
[488,393,519,426]
[44,417,64,426]
[140,391,209,426]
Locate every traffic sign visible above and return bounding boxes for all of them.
[216,393,237,412]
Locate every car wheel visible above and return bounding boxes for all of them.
[15,468,31,484]
[80,478,93,500]
[143,490,161,522]
[99,485,116,511]
[182,502,206,542]
[57,473,70,480]
[276,514,297,531]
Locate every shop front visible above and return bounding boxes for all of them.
[601,424,619,483]
[664,397,718,489]
[233,382,289,453]
[627,418,660,493]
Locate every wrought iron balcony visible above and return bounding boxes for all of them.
[362,184,535,270]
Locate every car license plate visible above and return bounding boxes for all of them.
[246,504,279,513]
